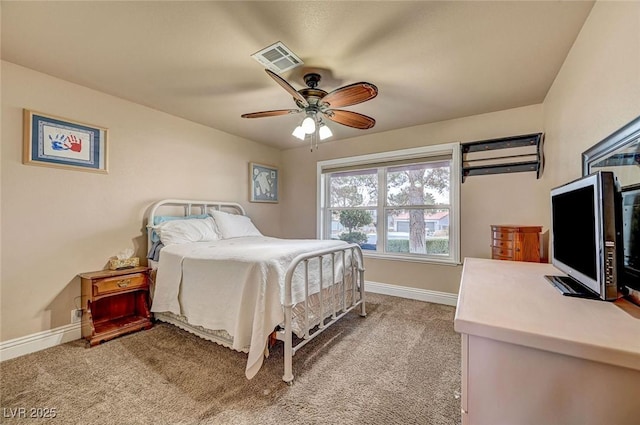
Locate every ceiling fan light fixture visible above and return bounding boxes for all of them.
[319,124,333,140]
[302,116,316,134]
[292,126,306,140]
[241,66,378,150]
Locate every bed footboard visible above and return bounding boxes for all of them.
[278,244,366,384]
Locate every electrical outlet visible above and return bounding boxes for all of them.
[71,309,82,323]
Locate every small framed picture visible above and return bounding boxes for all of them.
[23,109,108,173]
[249,162,279,203]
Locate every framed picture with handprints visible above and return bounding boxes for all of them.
[23,109,108,173]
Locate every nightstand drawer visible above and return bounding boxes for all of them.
[93,273,147,296]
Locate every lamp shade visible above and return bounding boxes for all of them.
[319,124,333,140]
[301,116,316,134]
[292,126,306,140]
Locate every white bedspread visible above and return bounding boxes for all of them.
[151,236,351,379]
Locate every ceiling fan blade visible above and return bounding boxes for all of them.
[321,82,378,108]
[265,69,309,108]
[241,109,301,119]
[323,109,376,130]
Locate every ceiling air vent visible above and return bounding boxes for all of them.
[251,41,303,74]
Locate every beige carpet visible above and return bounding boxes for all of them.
[0,293,461,425]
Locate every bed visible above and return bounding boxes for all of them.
[146,199,366,383]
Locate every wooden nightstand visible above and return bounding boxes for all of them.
[79,266,153,346]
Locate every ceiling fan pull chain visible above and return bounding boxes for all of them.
[313,115,321,151]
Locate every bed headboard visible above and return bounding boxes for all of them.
[146,199,245,250]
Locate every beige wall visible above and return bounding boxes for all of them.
[281,0,640,296]
[542,0,640,196]
[1,61,282,342]
[281,105,546,294]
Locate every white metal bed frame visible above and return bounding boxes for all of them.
[146,199,366,383]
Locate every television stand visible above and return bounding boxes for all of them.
[544,275,600,299]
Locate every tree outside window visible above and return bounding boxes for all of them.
[326,160,451,257]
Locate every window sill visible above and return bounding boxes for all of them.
[362,251,461,266]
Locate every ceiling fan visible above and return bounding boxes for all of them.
[241,69,378,142]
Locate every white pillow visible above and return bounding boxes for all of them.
[211,210,263,239]
[154,216,220,245]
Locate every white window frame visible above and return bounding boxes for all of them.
[317,142,461,265]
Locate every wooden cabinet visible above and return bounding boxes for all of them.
[491,225,541,262]
[79,266,152,346]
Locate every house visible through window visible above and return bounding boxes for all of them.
[318,143,461,264]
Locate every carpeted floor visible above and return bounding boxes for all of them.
[0,293,461,425]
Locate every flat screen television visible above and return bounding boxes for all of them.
[546,171,621,300]
[620,183,640,292]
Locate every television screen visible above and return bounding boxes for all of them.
[548,171,620,300]
[551,185,597,280]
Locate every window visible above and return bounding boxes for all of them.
[318,143,460,264]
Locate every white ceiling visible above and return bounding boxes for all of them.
[1,1,594,150]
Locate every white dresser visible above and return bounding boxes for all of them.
[455,258,640,425]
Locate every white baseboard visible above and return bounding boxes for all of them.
[365,280,459,306]
[0,323,81,362]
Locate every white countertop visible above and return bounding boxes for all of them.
[454,258,640,371]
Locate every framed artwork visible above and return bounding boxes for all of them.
[23,109,108,173]
[249,162,279,203]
